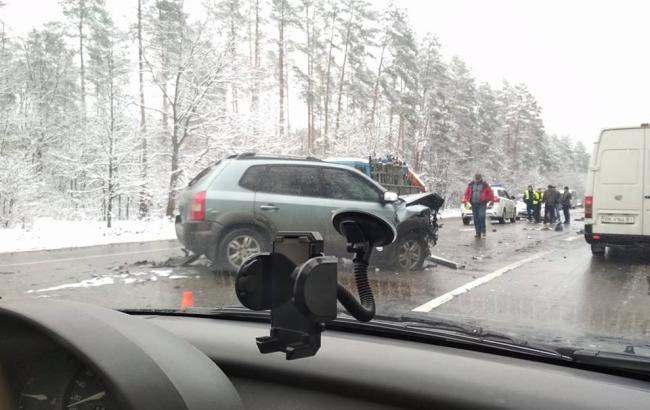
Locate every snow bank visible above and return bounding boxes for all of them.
[1,209,460,254]
[0,218,176,254]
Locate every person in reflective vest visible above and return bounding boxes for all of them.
[523,185,537,222]
[534,188,544,223]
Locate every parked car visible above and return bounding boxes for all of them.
[516,199,527,220]
[175,153,443,271]
[460,185,517,225]
[584,125,650,255]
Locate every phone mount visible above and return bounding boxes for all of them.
[235,211,396,360]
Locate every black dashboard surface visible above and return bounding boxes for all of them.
[2,299,650,410]
[0,300,243,410]
[149,315,650,410]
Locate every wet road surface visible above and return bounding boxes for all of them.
[1,210,649,349]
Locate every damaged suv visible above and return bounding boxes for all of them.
[175,153,443,271]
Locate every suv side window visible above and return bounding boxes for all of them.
[239,165,266,191]
[321,167,381,202]
[262,165,322,197]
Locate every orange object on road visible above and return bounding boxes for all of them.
[180,291,194,310]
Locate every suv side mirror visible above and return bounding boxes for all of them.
[383,191,399,203]
[510,195,516,200]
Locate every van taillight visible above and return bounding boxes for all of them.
[191,191,206,221]
[584,196,593,219]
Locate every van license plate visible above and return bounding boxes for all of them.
[601,215,634,224]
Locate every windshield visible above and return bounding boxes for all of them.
[1,0,649,369]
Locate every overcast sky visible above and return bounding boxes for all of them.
[2,0,649,147]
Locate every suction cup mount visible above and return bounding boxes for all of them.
[333,210,396,263]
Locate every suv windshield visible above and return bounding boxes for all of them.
[1,0,649,371]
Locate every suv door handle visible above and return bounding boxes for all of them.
[259,204,279,211]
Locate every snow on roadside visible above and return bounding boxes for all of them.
[1,209,460,254]
[0,218,177,254]
[24,268,200,294]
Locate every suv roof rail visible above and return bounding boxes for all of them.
[234,152,322,162]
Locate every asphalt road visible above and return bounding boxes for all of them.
[1,210,649,350]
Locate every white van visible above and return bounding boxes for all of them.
[584,125,650,255]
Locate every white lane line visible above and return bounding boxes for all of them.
[460,228,475,232]
[563,236,582,242]
[0,247,180,268]
[412,251,550,312]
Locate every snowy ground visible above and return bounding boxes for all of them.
[0,218,177,254]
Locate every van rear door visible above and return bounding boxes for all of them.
[592,128,645,236]
[645,128,650,235]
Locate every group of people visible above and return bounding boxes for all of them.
[461,173,573,239]
[522,185,572,225]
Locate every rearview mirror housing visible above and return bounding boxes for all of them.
[383,191,399,203]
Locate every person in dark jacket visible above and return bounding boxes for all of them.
[543,185,560,224]
[462,173,495,239]
[560,186,572,224]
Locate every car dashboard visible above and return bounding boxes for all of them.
[0,331,114,409]
[0,299,649,410]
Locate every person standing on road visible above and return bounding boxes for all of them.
[534,187,544,223]
[523,185,537,222]
[560,186,572,224]
[462,173,495,239]
[543,185,560,224]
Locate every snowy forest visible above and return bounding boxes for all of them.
[0,0,590,228]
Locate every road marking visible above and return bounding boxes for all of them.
[0,247,180,268]
[563,236,582,242]
[412,251,550,312]
[460,228,475,232]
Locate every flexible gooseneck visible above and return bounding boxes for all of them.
[332,212,396,323]
[336,244,375,322]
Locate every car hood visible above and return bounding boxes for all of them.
[400,192,444,211]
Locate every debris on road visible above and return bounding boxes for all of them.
[428,254,466,269]
[180,253,201,266]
